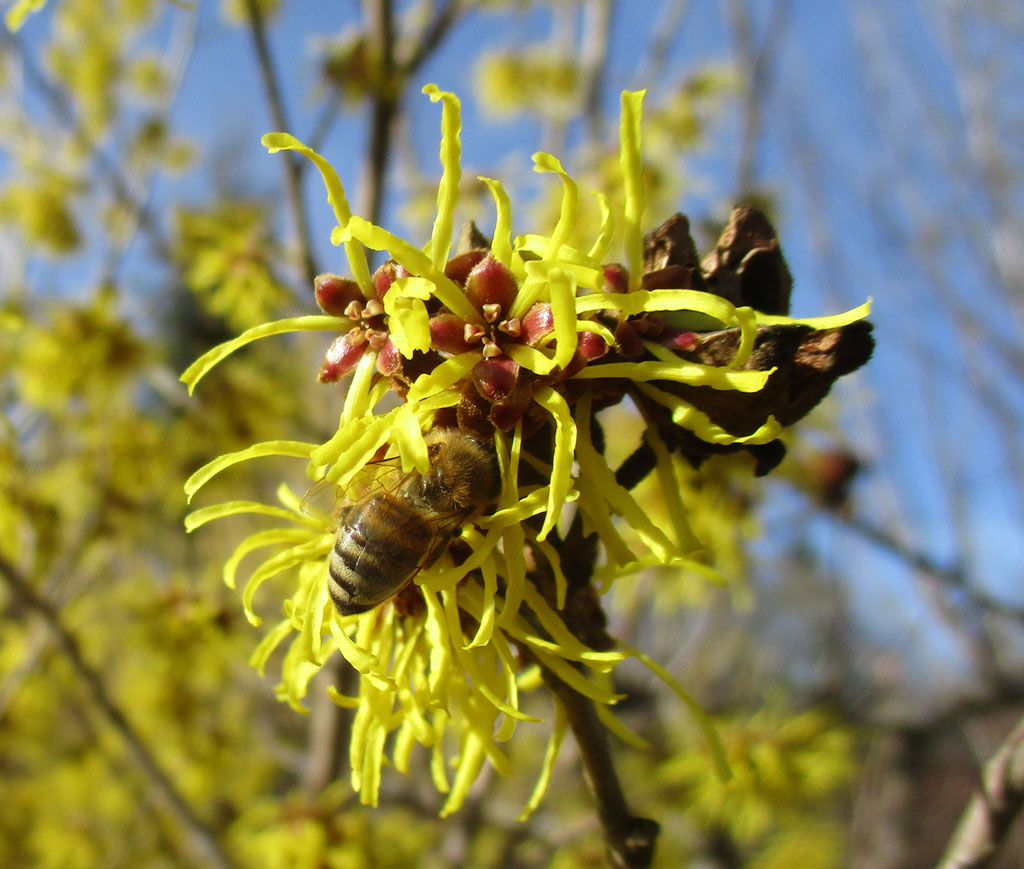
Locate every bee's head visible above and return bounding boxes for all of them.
[415,429,499,514]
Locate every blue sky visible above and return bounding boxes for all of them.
[9,0,1024,717]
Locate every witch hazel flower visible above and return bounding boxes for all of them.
[180,85,872,815]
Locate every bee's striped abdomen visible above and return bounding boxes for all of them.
[327,494,433,615]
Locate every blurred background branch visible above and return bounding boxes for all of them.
[939,713,1024,869]
[0,556,236,869]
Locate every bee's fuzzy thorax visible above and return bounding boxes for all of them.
[416,429,499,514]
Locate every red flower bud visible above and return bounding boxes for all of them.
[375,339,402,376]
[660,328,700,352]
[372,260,410,300]
[465,255,518,316]
[522,302,554,345]
[444,249,488,286]
[602,264,629,294]
[314,274,364,316]
[429,313,476,355]
[472,356,520,403]
[549,352,588,383]
[319,333,368,382]
[577,329,609,361]
[541,331,609,386]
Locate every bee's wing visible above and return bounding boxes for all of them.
[301,458,413,523]
[356,458,412,498]
[300,477,342,524]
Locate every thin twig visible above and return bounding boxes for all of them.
[242,0,318,289]
[359,0,466,226]
[533,431,661,867]
[308,87,345,154]
[401,0,466,76]
[938,713,1024,868]
[541,667,660,869]
[615,439,658,490]
[638,0,690,87]
[359,0,398,228]
[0,556,237,869]
[837,514,1024,624]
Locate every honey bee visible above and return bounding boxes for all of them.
[309,429,500,616]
